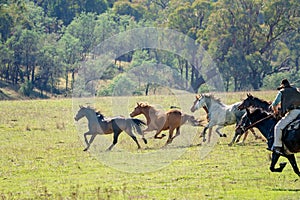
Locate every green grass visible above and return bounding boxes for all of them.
[0,91,299,199]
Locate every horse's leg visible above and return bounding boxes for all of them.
[106,130,121,151]
[125,128,142,149]
[165,128,175,146]
[270,152,287,173]
[228,132,242,146]
[171,127,180,140]
[154,129,166,139]
[237,131,249,146]
[235,134,242,143]
[200,126,208,142]
[83,132,96,151]
[249,128,262,140]
[215,126,226,137]
[286,154,300,177]
[207,127,212,143]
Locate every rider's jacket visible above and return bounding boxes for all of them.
[280,87,300,115]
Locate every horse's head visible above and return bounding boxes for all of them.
[74,105,86,121]
[235,111,252,136]
[190,94,206,112]
[130,102,148,117]
[74,105,94,121]
[238,93,254,110]
[235,107,272,136]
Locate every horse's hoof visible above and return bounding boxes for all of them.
[162,134,166,137]
[228,143,233,146]
[237,142,245,146]
[83,148,88,151]
[203,138,206,142]
[222,134,227,137]
[143,138,148,144]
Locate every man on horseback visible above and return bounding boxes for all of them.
[271,79,300,155]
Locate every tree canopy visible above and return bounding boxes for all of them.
[0,0,299,97]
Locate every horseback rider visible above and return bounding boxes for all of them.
[271,79,300,155]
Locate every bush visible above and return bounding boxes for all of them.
[98,74,138,96]
[262,71,300,90]
[19,80,33,97]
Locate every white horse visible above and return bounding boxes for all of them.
[190,94,257,144]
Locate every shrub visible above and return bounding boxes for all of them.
[19,80,33,97]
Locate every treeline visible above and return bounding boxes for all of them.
[0,0,299,97]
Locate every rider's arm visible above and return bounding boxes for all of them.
[271,92,281,114]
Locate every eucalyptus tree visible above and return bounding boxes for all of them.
[203,0,298,91]
[36,34,62,95]
[58,32,82,91]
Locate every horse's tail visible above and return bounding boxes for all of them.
[131,118,146,127]
[130,118,145,135]
[129,118,147,144]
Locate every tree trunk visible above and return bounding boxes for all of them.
[185,60,188,80]
[31,65,35,85]
[145,83,150,96]
[65,71,69,92]
[71,69,75,90]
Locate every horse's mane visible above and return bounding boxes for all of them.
[248,94,271,105]
[83,106,105,118]
[137,102,151,108]
[203,94,223,105]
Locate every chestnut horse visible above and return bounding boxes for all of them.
[129,102,199,146]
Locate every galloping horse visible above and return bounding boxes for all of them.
[235,108,300,177]
[74,106,147,151]
[229,93,267,144]
[130,102,199,146]
[238,93,273,112]
[190,94,259,144]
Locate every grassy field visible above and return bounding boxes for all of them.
[0,91,299,199]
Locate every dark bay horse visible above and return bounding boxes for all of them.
[238,93,273,112]
[229,93,268,144]
[74,106,147,151]
[235,108,300,177]
[130,102,200,146]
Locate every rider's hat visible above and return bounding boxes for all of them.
[277,79,292,90]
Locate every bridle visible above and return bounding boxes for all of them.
[236,113,274,132]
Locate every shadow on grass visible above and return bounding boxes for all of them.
[272,188,300,192]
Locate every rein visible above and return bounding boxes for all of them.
[241,114,274,132]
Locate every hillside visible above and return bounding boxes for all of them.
[0,80,51,100]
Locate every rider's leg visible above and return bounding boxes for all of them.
[273,109,300,151]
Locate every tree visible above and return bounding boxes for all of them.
[65,12,98,59]
[202,0,298,91]
[6,27,40,85]
[113,1,145,21]
[36,34,62,95]
[58,32,82,91]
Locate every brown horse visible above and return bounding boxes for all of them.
[129,102,199,146]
